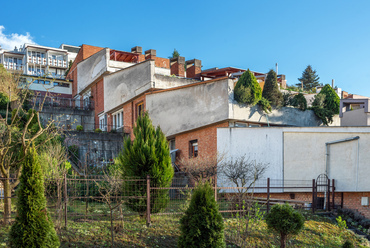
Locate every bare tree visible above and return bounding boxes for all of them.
[0,66,58,223]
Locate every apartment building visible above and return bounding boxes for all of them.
[0,43,80,98]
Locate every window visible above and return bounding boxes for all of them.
[169,139,176,151]
[189,140,198,158]
[235,122,247,127]
[136,102,144,119]
[248,124,261,127]
[112,110,124,129]
[99,114,107,131]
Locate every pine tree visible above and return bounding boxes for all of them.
[297,65,320,91]
[117,112,174,213]
[262,69,283,106]
[178,181,225,248]
[234,69,262,105]
[9,146,60,248]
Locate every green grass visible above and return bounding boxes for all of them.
[0,212,369,247]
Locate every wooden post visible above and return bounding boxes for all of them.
[327,178,331,211]
[267,178,270,213]
[312,179,315,214]
[64,174,68,229]
[146,175,151,227]
[332,179,335,210]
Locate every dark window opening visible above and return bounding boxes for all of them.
[136,102,144,119]
[189,140,198,158]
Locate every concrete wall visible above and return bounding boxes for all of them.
[104,60,153,113]
[154,74,199,89]
[155,67,171,76]
[341,108,370,126]
[77,48,108,95]
[108,60,135,71]
[217,127,370,192]
[146,79,230,137]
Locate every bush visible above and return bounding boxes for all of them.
[342,240,354,248]
[291,93,307,111]
[76,125,83,131]
[234,69,262,105]
[116,112,174,214]
[266,203,305,248]
[8,146,60,248]
[311,85,340,125]
[95,128,102,133]
[262,69,283,106]
[257,97,272,113]
[178,181,225,248]
[0,92,9,110]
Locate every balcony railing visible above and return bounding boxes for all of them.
[30,96,94,111]
[48,59,67,68]
[3,63,23,71]
[28,57,47,65]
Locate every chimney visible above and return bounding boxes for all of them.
[145,49,156,60]
[170,56,185,77]
[185,59,202,78]
[332,79,334,88]
[131,46,142,54]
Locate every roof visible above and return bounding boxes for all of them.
[200,67,266,79]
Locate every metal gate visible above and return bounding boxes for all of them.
[314,174,333,211]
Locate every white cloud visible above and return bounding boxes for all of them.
[0,25,36,50]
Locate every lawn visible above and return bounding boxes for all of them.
[0,212,369,247]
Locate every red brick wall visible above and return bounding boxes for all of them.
[154,57,170,69]
[121,94,147,139]
[171,62,185,77]
[186,65,201,78]
[91,78,104,128]
[174,122,229,166]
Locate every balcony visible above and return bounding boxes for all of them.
[48,59,67,68]
[27,56,47,66]
[3,63,23,71]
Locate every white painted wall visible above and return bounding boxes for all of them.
[217,127,370,192]
[28,82,72,95]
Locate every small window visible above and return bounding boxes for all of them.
[169,139,176,151]
[136,102,144,119]
[248,124,260,127]
[189,140,198,158]
[235,122,247,127]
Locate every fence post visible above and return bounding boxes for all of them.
[64,174,68,229]
[146,175,151,227]
[332,179,335,210]
[327,178,331,211]
[312,179,315,214]
[267,178,270,213]
[214,175,217,202]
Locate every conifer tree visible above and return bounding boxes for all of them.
[297,65,320,91]
[311,84,340,125]
[317,84,340,114]
[9,146,60,248]
[262,69,283,106]
[234,69,262,105]
[178,181,225,248]
[117,112,174,213]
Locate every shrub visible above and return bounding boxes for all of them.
[318,84,340,114]
[8,146,60,248]
[342,240,354,248]
[95,128,102,133]
[262,69,283,106]
[257,97,272,113]
[265,203,305,248]
[76,125,83,131]
[116,112,173,214]
[178,181,225,248]
[291,93,307,111]
[0,92,9,110]
[234,69,262,105]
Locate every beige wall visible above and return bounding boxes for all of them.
[341,108,370,126]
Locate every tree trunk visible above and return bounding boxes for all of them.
[280,233,287,248]
[3,179,12,224]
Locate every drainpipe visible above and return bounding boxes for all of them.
[265,114,270,127]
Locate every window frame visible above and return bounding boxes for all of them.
[189,139,198,158]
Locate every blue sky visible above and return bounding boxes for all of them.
[1,0,370,96]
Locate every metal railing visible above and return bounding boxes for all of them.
[30,95,94,111]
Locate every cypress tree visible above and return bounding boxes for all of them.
[262,69,283,106]
[117,112,174,213]
[9,146,60,248]
[234,69,262,105]
[317,84,340,114]
[178,181,225,248]
[297,65,320,91]
[311,84,340,125]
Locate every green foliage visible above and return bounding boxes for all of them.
[257,97,272,113]
[8,146,60,248]
[178,181,225,248]
[265,203,305,248]
[311,84,340,125]
[291,93,307,111]
[262,69,283,106]
[171,49,180,58]
[297,65,320,91]
[94,128,102,133]
[318,84,340,114]
[116,112,174,213]
[0,92,9,110]
[234,70,262,105]
[76,125,83,131]
[342,240,354,248]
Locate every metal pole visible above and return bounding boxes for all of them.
[267,178,270,213]
[332,179,335,210]
[64,174,68,229]
[312,179,315,214]
[327,178,331,211]
[146,175,151,227]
